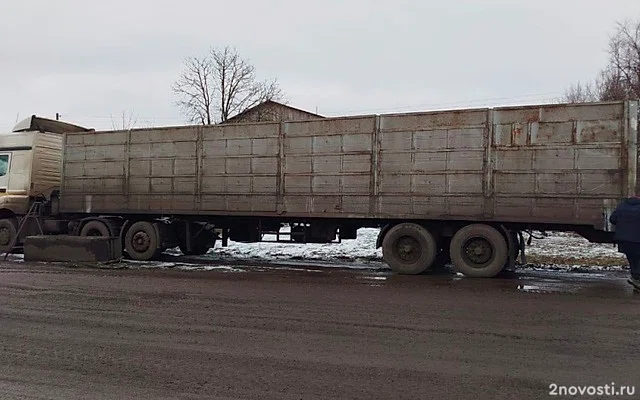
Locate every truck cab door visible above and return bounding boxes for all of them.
[0,153,11,193]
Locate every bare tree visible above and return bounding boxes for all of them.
[562,81,598,103]
[606,19,640,100]
[172,46,285,124]
[111,110,139,130]
[562,19,640,103]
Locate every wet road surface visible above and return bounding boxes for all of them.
[1,260,639,399]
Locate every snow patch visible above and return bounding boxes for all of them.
[201,228,627,271]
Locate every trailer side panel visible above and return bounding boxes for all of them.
[60,101,638,230]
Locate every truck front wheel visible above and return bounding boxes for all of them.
[124,221,160,261]
[0,218,18,253]
[449,224,508,278]
[382,223,437,275]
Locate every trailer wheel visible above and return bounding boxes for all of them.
[0,218,18,253]
[382,223,437,275]
[79,220,111,237]
[124,221,160,261]
[449,224,508,278]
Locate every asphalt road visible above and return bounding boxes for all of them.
[1,261,639,400]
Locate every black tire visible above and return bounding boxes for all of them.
[124,221,160,261]
[382,223,437,275]
[0,218,18,253]
[179,230,216,256]
[79,220,111,237]
[449,224,508,278]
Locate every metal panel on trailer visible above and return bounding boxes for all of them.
[200,122,280,213]
[491,101,630,227]
[376,108,488,218]
[282,116,376,215]
[59,101,638,230]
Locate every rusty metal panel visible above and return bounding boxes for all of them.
[58,100,635,230]
[490,101,631,227]
[531,122,574,144]
[577,120,622,143]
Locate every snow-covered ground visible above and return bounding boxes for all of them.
[185,227,628,272]
[200,228,383,263]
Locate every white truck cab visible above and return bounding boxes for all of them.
[0,116,91,251]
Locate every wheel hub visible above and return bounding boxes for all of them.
[463,237,493,265]
[396,236,421,263]
[132,231,151,252]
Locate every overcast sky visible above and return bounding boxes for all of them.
[1,0,639,132]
